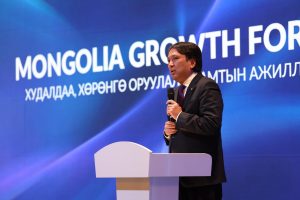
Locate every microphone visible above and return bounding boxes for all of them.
[167,88,175,122]
[167,88,174,101]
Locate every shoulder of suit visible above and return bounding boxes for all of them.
[197,75,217,85]
[195,75,220,90]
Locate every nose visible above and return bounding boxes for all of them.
[168,60,174,69]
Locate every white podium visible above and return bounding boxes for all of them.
[94,141,212,200]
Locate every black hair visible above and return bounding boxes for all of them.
[168,42,202,72]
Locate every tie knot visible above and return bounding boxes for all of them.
[179,85,186,95]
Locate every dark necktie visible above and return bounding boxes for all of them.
[177,85,186,107]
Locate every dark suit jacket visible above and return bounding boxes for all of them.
[165,73,226,187]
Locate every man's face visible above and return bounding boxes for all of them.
[167,48,195,84]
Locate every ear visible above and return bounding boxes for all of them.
[189,59,196,70]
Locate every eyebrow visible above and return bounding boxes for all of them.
[167,54,180,59]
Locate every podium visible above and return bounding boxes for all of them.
[94,141,212,200]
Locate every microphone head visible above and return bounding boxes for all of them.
[167,88,174,100]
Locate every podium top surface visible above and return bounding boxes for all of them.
[94,141,211,178]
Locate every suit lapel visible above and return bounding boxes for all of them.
[183,73,202,108]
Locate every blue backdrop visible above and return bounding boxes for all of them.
[0,0,300,199]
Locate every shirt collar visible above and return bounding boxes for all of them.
[182,72,197,88]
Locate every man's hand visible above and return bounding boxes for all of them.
[164,121,177,137]
[166,100,182,120]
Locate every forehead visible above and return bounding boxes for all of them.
[168,48,184,58]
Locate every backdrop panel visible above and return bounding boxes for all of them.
[0,0,299,199]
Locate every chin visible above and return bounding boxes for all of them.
[171,75,179,82]
[172,77,179,83]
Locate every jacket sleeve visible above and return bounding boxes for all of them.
[175,80,223,137]
[163,133,170,145]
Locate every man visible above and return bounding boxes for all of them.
[164,42,226,200]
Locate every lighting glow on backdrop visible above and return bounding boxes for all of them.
[0,0,300,199]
